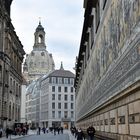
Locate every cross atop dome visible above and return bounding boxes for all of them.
[39,17,41,25]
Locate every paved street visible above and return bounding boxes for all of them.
[0,130,77,140]
[14,133,69,140]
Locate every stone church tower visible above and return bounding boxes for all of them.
[23,21,55,83]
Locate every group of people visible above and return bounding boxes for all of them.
[37,126,63,135]
[53,126,63,135]
[5,124,29,138]
[0,124,95,140]
[71,126,96,140]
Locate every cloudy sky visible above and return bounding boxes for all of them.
[11,0,84,73]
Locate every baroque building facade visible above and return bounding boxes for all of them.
[25,64,76,129]
[23,21,55,127]
[0,0,25,128]
[23,22,55,83]
[75,0,140,139]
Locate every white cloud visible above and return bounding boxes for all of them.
[11,0,84,72]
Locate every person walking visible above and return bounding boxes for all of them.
[5,127,10,138]
[53,127,56,135]
[42,127,46,134]
[76,128,85,140]
[0,127,3,138]
[87,126,96,140]
[60,126,63,134]
[46,127,49,133]
[37,127,41,135]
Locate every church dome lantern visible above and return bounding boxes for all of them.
[34,21,46,50]
[23,21,55,83]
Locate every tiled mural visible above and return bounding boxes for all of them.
[77,0,140,119]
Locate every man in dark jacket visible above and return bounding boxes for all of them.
[76,128,85,140]
[87,126,95,140]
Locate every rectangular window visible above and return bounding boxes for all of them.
[52,77,56,84]
[58,86,61,92]
[71,111,74,118]
[71,103,74,109]
[68,78,70,84]
[64,95,68,101]
[52,86,55,92]
[58,111,61,118]
[58,103,61,109]
[58,94,61,100]
[71,87,73,93]
[70,78,74,85]
[71,95,74,101]
[64,87,68,92]
[64,111,68,118]
[52,94,55,100]
[56,77,58,84]
[64,103,68,109]
[52,103,55,109]
[64,78,68,84]
[52,111,55,118]
[58,78,62,84]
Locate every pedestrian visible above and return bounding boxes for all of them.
[0,127,3,138]
[25,124,29,135]
[37,126,41,135]
[76,128,85,140]
[73,126,77,137]
[6,127,10,138]
[53,127,56,135]
[57,127,60,134]
[42,127,46,134]
[70,126,74,135]
[60,126,63,134]
[46,127,49,133]
[87,126,96,140]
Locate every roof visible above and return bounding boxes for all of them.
[48,69,75,78]
[36,22,44,32]
[26,80,37,94]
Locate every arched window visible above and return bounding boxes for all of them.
[38,34,43,43]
